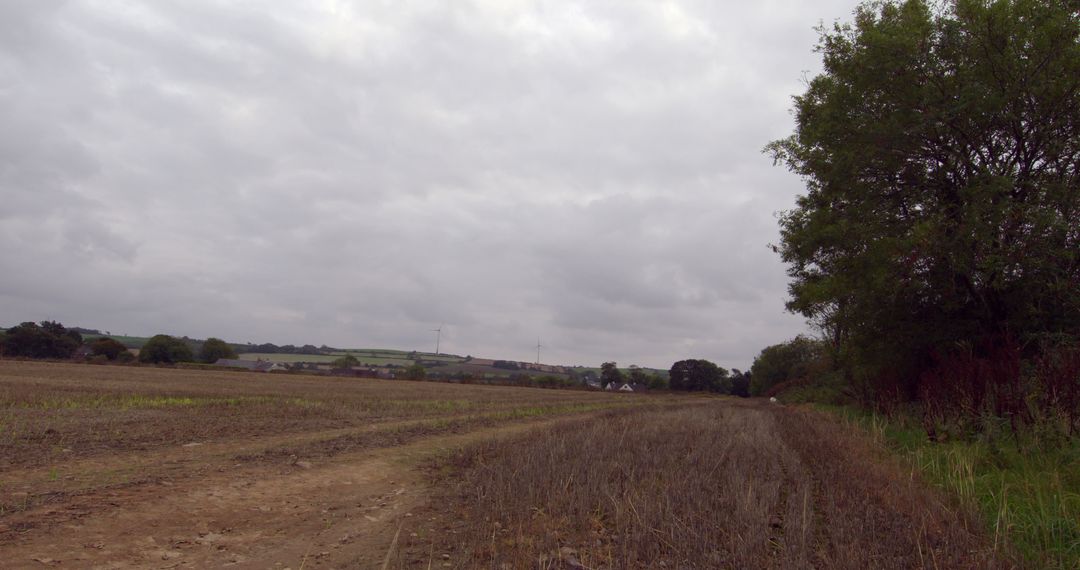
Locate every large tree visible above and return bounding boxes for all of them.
[90,337,130,361]
[404,363,427,380]
[730,369,752,398]
[2,321,81,359]
[669,359,729,393]
[139,334,195,364]
[768,0,1080,391]
[199,337,237,363]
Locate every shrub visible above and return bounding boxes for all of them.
[404,363,426,380]
[915,335,1071,441]
[920,336,1028,438]
[1034,344,1080,436]
[90,337,128,361]
[331,354,360,370]
[749,336,827,396]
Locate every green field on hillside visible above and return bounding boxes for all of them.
[238,353,338,363]
[335,349,465,362]
[241,352,420,367]
[72,333,579,373]
[349,357,414,366]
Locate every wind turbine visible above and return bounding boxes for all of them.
[432,325,443,355]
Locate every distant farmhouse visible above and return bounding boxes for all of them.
[604,382,648,393]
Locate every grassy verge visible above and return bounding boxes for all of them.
[819,404,1080,568]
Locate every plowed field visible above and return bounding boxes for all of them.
[0,362,1010,569]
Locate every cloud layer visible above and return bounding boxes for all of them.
[0,0,859,369]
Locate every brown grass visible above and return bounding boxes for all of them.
[395,400,1014,569]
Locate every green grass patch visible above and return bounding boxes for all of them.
[821,405,1080,568]
[238,352,338,363]
[333,349,465,364]
[351,357,415,366]
[337,349,413,357]
[240,352,417,366]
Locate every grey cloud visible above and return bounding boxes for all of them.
[0,0,860,369]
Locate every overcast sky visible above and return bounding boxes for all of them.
[1,0,861,370]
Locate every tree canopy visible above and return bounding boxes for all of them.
[2,321,82,359]
[199,337,237,363]
[749,337,827,396]
[332,354,360,369]
[139,334,195,364]
[729,369,752,398]
[90,337,130,361]
[768,0,1080,393]
[669,359,730,393]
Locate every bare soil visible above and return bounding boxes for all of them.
[1,417,578,569]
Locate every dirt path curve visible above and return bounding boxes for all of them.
[0,416,584,569]
[1,412,513,512]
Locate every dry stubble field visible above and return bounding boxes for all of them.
[0,361,1012,569]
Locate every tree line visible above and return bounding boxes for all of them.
[236,342,329,355]
[3,320,764,397]
[1,321,86,360]
[0,321,238,365]
[597,360,751,396]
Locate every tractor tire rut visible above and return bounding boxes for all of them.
[0,416,583,569]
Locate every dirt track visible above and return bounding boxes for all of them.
[1,417,571,569]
